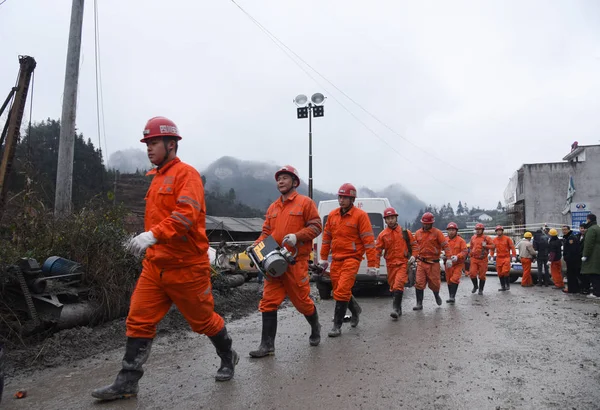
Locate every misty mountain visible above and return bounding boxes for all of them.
[202,156,336,210]
[107,149,150,173]
[361,185,426,225]
[202,156,425,222]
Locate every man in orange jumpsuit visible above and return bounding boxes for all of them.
[444,222,468,304]
[492,225,517,291]
[249,165,323,358]
[375,207,416,319]
[411,212,451,310]
[92,117,238,401]
[320,183,378,337]
[469,223,495,295]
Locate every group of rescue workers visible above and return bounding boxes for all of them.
[90,116,599,402]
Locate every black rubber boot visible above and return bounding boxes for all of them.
[390,291,403,319]
[506,277,511,290]
[328,301,349,337]
[413,289,424,310]
[92,337,153,400]
[471,278,478,293]
[249,311,277,358]
[478,280,485,295]
[304,308,321,346]
[498,277,507,291]
[347,296,362,328]
[433,291,442,306]
[208,326,239,381]
[446,283,457,303]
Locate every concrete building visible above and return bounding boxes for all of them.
[504,143,600,230]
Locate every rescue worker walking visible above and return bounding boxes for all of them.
[562,225,581,294]
[548,229,565,289]
[533,228,551,286]
[412,212,451,310]
[492,226,517,291]
[319,184,378,337]
[92,117,238,401]
[516,232,537,287]
[468,224,495,295]
[375,207,416,319]
[249,166,323,357]
[444,222,468,303]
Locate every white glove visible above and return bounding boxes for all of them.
[282,233,297,246]
[125,231,157,257]
[408,256,416,265]
[446,260,453,268]
[582,256,587,262]
[450,256,458,263]
[482,241,487,247]
[366,267,379,276]
[318,259,329,270]
[511,257,516,263]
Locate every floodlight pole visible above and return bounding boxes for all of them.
[308,102,313,200]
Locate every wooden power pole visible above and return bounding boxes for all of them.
[54,0,85,217]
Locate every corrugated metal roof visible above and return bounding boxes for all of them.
[205,216,264,233]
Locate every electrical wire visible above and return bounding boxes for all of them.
[228,0,471,175]
[228,0,470,193]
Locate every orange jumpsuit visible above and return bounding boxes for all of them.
[446,235,468,285]
[126,157,224,339]
[255,191,322,315]
[492,236,516,278]
[320,206,377,301]
[412,228,450,292]
[469,235,495,280]
[375,226,415,292]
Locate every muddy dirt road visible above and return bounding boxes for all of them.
[4,277,600,409]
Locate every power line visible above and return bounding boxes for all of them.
[93,0,108,161]
[228,0,469,193]
[229,0,471,175]
[93,0,102,154]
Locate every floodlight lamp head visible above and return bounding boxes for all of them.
[294,94,308,106]
[311,93,325,105]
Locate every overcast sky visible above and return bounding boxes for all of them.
[1,0,599,209]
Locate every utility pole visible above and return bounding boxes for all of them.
[55,0,85,217]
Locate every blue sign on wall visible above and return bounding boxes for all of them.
[572,203,591,229]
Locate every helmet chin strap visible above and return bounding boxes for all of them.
[156,140,174,168]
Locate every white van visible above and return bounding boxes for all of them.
[313,197,391,299]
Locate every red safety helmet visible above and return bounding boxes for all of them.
[475,223,485,230]
[383,207,398,218]
[338,183,357,198]
[447,222,458,230]
[141,116,182,143]
[274,165,300,186]
[495,225,504,231]
[420,212,435,224]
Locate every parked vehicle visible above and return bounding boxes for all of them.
[313,197,391,299]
